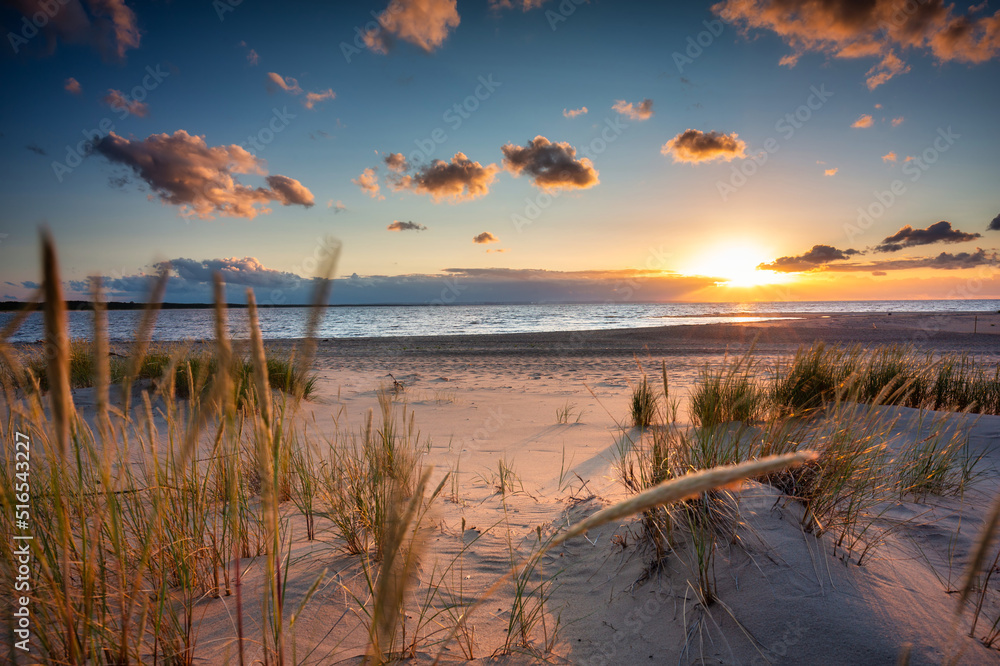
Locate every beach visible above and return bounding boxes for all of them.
[244,312,999,663]
[9,311,1000,664]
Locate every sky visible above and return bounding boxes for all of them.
[1,0,999,305]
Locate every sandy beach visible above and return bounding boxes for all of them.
[10,311,1000,664]
[217,312,999,664]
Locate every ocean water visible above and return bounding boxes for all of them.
[3,300,999,342]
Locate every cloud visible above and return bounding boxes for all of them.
[882,151,897,162]
[824,168,838,176]
[303,88,336,109]
[489,0,548,9]
[473,231,499,244]
[64,77,82,94]
[328,199,346,214]
[390,152,499,202]
[989,213,1000,231]
[265,174,315,207]
[26,143,46,156]
[851,114,874,129]
[93,130,315,219]
[267,72,302,95]
[486,248,508,253]
[352,167,382,199]
[239,41,259,65]
[387,220,427,232]
[759,241,997,274]
[101,88,149,117]
[661,129,747,164]
[10,0,141,60]
[266,73,335,109]
[714,0,1000,88]
[364,0,460,54]
[874,220,981,252]
[612,98,654,120]
[865,51,911,89]
[826,248,999,272]
[501,136,599,191]
[758,245,861,272]
[872,271,887,276]
[162,256,303,288]
[562,106,588,118]
[384,152,409,172]
[35,262,727,306]
[891,116,905,127]
[88,0,140,58]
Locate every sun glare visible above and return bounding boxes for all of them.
[685,244,791,288]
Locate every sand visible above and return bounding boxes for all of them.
[44,312,1000,663]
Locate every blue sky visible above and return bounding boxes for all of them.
[1,0,999,304]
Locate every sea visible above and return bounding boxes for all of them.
[2,300,999,343]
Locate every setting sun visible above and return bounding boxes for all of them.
[684,244,792,288]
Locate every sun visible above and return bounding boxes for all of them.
[683,243,791,288]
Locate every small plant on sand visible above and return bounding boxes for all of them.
[555,400,583,424]
[896,411,984,501]
[690,349,767,428]
[630,375,657,428]
[500,524,562,656]
[494,456,524,496]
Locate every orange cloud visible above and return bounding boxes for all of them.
[364,0,460,53]
[390,152,499,202]
[384,152,409,172]
[851,114,874,128]
[93,130,314,219]
[865,51,910,90]
[612,98,654,120]
[891,116,905,127]
[882,151,897,162]
[563,106,588,118]
[501,136,599,191]
[661,129,747,164]
[352,168,382,199]
[101,89,148,117]
[824,168,838,176]
[6,0,139,59]
[267,72,302,95]
[304,89,336,109]
[64,77,82,94]
[473,232,499,244]
[714,0,1000,88]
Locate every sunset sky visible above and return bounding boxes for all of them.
[1,0,999,304]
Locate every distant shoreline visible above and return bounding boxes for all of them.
[2,298,1000,312]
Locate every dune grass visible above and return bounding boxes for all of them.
[617,346,992,604]
[769,341,1000,417]
[20,342,317,402]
